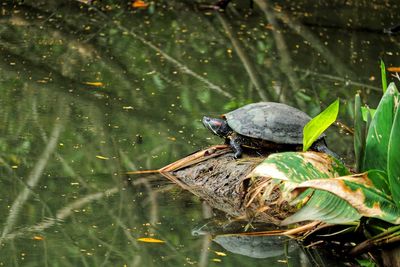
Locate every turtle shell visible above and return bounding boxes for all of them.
[224,102,324,144]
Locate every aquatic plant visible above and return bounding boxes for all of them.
[247,65,400,253]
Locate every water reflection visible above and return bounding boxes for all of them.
[0,0,398,265]
[213,235,297,259]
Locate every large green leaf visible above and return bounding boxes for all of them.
[247,152,359,224]
[282,190,361,225]
[364,83,397,176]
[293,172,400,224]
[368,169,390,195]
[303,99,339,151]
[388,98,400,206]
[248,152,349,183]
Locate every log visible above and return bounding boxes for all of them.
[159,145,295,224]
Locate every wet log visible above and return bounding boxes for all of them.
[159,145,296,224]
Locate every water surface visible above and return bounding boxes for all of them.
[0,0,399,266]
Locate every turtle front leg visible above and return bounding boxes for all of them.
[311,139,341,160]
[229,136,243,159]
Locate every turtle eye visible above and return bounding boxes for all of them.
[203,116,211,123]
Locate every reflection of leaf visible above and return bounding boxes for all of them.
[33,235,44,240]
[215,251,227,256]
[303,99,339,151]
[96,155,109,160]
[84,81,104,87]
[137,237,165,243]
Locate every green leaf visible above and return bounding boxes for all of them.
[368,170,390,195]
[248,152,350,184]
[247,151,400,225]
[292,171,400,224]
[381,60,387,93]
[354,94,365,172]
[361,107,376,122]
[364,83,398,174]
[282,189,361,225]
[388,98,400,207]
[247,152,358,225]
[303,99,339,151]
[356,258,376,267]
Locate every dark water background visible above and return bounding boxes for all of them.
[0,0,399,266]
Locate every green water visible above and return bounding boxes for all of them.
[0,0,398,266]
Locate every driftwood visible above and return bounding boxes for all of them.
[158,145,296,225]
[128,145,343,239]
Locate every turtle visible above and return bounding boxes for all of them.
[202,102,335,159]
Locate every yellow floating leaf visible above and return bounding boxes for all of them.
[387,67,400,72]
[137,237,165,243]
[96,155,109,160]
[84,82,104,87]
[132,0,149,8]
[265,24,274,30]
[214,251,227,256]
[33,235,44,240]
[211,258,222,262]
[273,5,282,12]
[167,136,176,141]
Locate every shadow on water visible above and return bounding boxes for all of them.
[0,0,399,265]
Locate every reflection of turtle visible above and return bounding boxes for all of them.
[213,235,296,259]
[203,102,334,158]
[191,220,297,259]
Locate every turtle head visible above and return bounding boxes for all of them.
[202,116,231,137]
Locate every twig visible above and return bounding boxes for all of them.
[0,188,119,241]
[296,68,380,91]
[350,226,400,255]
[392,72,400,82]
[282,221,321,236]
